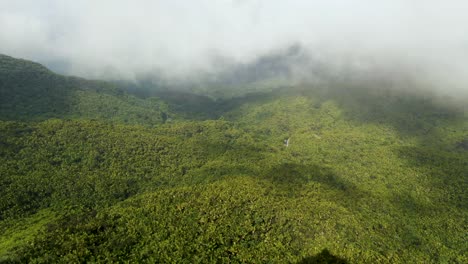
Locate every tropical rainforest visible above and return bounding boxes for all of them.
[0,53,467,263]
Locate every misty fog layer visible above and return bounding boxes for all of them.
[1,0,468,95]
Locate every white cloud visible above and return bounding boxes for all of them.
[0,0,467,93]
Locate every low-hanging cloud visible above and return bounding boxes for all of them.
[1,0,468,95]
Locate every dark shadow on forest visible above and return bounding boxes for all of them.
[262,162,367,201]
[146,90,221,120]
[298,249,348,264]
[395,145,467,210]
[128,87,286,121]
[264,163,347,188]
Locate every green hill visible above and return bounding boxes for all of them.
[0,54,169,125]
[0,55,467,263]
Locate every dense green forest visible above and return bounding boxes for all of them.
[0,54,467,263]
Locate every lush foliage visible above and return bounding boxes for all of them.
[0,54,168,125]
[0,55,467,263]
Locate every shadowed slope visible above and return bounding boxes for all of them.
[0,54,166,125]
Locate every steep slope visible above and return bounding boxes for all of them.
[0,54,167,125]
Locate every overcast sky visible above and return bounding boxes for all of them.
[1,0,468,92]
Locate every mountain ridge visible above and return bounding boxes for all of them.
[0,54,169,125]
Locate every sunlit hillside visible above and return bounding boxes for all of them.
[0,55,466,263]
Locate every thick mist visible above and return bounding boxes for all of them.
[1,0,468,96]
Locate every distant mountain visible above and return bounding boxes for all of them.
[126,44,323,99]
[0,54,167,125]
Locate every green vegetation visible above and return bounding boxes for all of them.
[0,55,467,263]
[0,54,168,124]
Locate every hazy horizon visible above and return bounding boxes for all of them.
[1,0,468,96]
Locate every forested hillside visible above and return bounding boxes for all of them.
[0,54,169,125]
[0,55,467,263]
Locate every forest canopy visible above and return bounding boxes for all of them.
[0,53,467,263]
